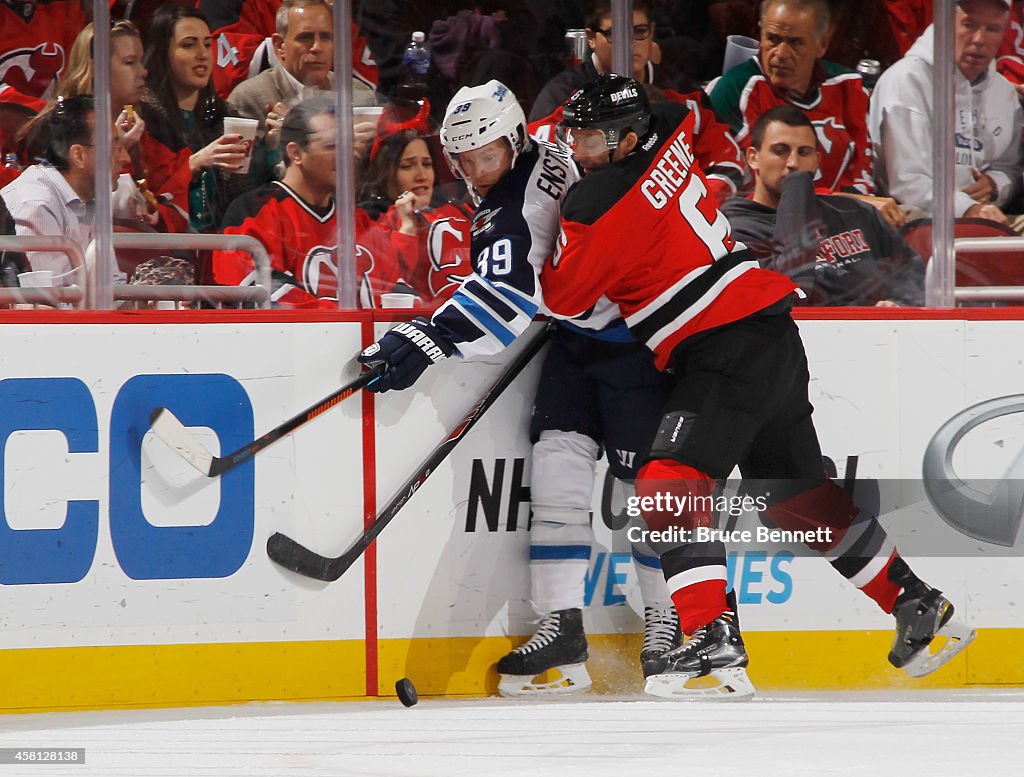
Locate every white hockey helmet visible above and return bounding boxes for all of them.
[440,80,528,198]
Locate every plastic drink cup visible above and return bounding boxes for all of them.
[222,116,260,174]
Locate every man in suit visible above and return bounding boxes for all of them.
[227,0,377,170]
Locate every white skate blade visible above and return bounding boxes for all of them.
[644,666,755,701]
[497,663,592,698]
[902,619,977,678]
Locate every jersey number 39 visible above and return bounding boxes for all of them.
[477,238,513,276]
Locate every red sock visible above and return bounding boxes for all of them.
[668,576,728,635]
[857,551,902,614]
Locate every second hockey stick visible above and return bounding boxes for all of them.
[150,365,386,478]
[266,328,549,582]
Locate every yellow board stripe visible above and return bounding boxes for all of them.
[1,629,1017,713]
[0,641,365,714]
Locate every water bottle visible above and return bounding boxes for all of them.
[398,31,430,105]
[403,31,430,86]
[3,153,22,172]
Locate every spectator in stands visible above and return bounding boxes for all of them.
[18,21,184,231]
[708,0,881,204]
[869,0,1022,226]
[138,5,252,233]
[1,96,130,285]
[357,102,474,305]
[723,105,924,306]
[227,0,377,182]
[213,97,402,308]
[528,1,746,203]
[530,0,660,123]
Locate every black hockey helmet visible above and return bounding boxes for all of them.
[558,74,651,152]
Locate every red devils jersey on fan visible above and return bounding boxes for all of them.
[529,89,745,205]
[998,2,1024,86]
[135,122,194,234]
[0,0,84,99]
[885,0,933,57]
[366,202,474,306]
[710,58,874,195]
[206,0,378,99]
[541,102,797,371]
[214,181,402,308]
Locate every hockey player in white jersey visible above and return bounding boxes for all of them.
[358,80,683,698]
[358,80,575,378]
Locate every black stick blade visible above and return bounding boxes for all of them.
[266,532,349,582]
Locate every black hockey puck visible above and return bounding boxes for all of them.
[395,677,418,707]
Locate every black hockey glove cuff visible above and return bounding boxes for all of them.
[357,318,455,393]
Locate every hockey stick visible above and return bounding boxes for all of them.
[150,365,386,478]
[266,328,549,582]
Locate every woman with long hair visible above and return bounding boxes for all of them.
[357,103,473,306]
[138,5,254,232]
[17,20,189,230]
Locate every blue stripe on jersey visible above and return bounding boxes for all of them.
[631,548,663,569]
[451,290,517,346]
[561,319,634,343]
[464,278,517,321]
[530,544,592,561]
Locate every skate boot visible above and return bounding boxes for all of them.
[496,608,591,697]
[644,611,755,700]
[889,581,976,677]
[640,607,682,678]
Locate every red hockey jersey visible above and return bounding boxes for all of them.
[214,181,402,308]
[998,2,1024,86]
[709,57,875,195]
[541,102,797,371]
[528,88,746,206]
[136,124,193,234]
[0,0,84,100]
[366,201,474,306]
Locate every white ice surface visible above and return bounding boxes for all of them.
[1,690,1022,777]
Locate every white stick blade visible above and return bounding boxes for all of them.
[150,407,216,477]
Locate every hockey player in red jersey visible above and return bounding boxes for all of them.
[213,96,401,307]
[542,74,975,700]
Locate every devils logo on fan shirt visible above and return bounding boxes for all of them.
[0,43,65,99]
[301,242,383,309]
[427,216,473,300]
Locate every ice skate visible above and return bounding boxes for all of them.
[497,608,591,697]
[644,611,755,700]
[640,607,682,678]
[889,583,976,678]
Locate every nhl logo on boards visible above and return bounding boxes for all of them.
[610,85,638,104]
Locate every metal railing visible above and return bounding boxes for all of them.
[108,233,272,309]
[0,236,87,308]
[924,237,1024,303]
[0,233,272,309]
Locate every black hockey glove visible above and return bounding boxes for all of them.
[357,318,455,393]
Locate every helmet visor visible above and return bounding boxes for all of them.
[556,125,614,158]
[451,139,514,191]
